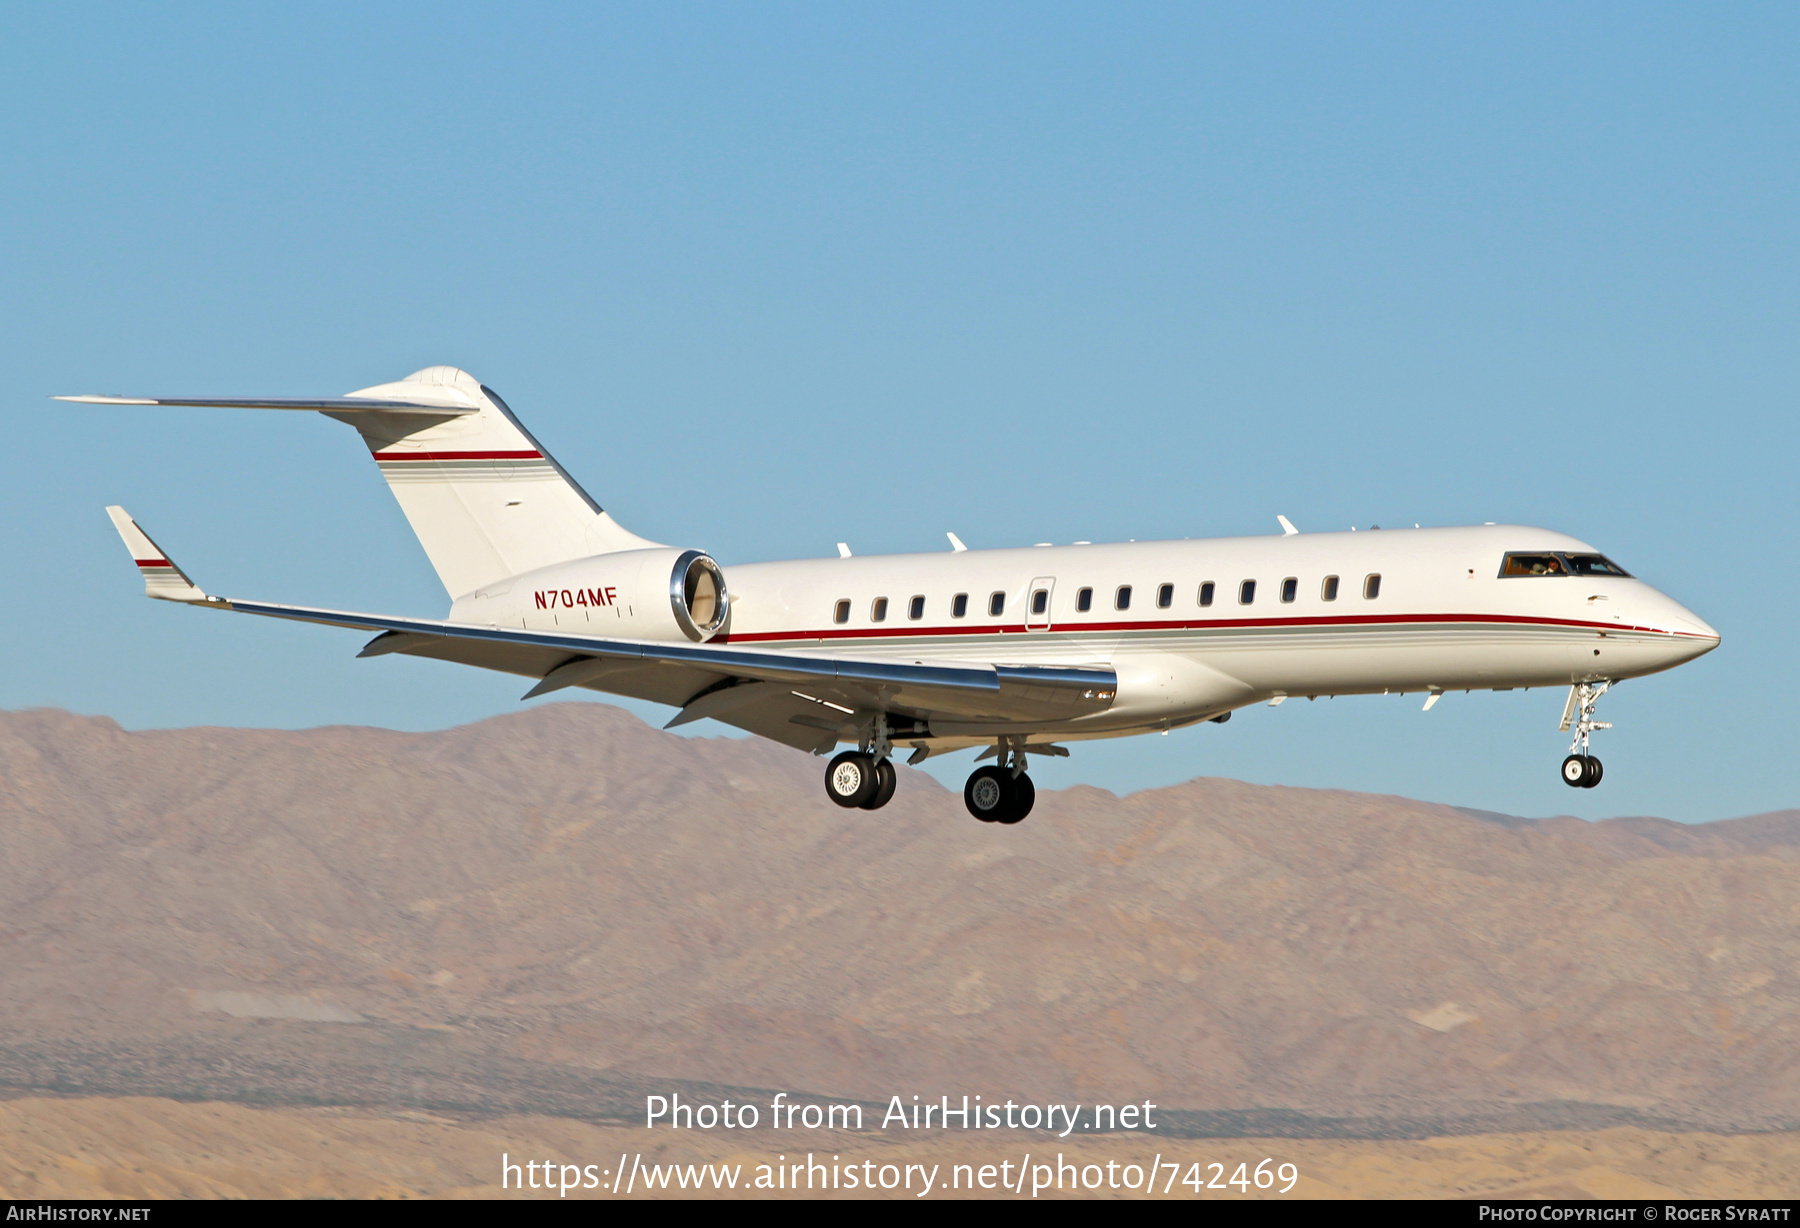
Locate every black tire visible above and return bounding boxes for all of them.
[826,751,878,808]
[1581,756,1603,788]
[860,759,898,810]
[1561,754,1589,788]
[964,765,1015,822]
[997,772,1034,824]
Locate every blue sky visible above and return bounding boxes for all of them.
[2,4,1793,821]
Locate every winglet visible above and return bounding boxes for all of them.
[104,507,223,606]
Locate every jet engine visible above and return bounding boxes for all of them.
[451,547,730,643]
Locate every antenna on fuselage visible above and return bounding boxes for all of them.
[1277,515,1299,535]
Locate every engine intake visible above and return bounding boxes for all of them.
[670,550,729,641]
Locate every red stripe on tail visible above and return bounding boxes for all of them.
[371,450,543,461]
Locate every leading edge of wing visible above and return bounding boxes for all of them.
[225,598,1116,699]
[55,395,473,415]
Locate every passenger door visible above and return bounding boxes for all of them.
[1026,577,1055,631]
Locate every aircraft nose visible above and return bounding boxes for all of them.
[1652,600,1720,660]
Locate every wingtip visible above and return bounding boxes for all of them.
[103,506,214,605]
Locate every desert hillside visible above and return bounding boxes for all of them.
[0,704,1796,1133]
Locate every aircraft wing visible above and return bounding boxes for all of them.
[104,502,1113,753]
[236,597,1115,751]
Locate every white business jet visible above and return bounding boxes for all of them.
[67,366,1719,823]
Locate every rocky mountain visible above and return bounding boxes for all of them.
[1,704,1795,1133]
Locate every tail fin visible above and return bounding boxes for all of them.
[335,367,660,598]
[67,366,660,599]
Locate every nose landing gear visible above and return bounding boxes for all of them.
[1558,680,1612,789]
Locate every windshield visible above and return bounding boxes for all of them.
[1562,553,1631,577]
[1500,551,1631,579]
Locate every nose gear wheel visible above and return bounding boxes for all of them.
[1562,753,1603,789]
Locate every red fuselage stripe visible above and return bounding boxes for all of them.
[372,450,544,461]
[718,611,1693,644]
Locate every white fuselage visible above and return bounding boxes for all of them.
[454,523,1718,746]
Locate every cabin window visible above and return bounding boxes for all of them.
[952,592,968,618]
[988,591,1005,617]
[1198,581,1215,607]
[1157,583,1174,609]
[1281,577,1298,603]
[1077,587,1093,612]
[1239,579,1256,605]
[1321,575,1339,601]
[908,595,925,620]
[871,597,888,622]
[1032,589,1049,615]
[833,599,850,624]
[1116,585,1132,611]
[1363,574,1381,600]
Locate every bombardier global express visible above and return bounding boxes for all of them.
[66,366,1719,823]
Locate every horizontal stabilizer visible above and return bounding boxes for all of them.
[104,507,223,606]
[65,366,661,599]
[58,395,473,416]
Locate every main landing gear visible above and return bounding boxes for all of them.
[824,713,899,811]
[1559,680,1612,789]
[964,739,1036,825]
[824,750,897,810]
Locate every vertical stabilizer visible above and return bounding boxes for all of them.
[331,367,660,599]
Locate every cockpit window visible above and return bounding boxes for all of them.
[1502,553,1566,577]
[1563,553,1631,577]
[1500,551,1630,578]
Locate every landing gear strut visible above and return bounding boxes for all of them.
[1559,680,1612,789]
[964,739,1035,824]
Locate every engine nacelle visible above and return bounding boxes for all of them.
[451,548,729,642]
